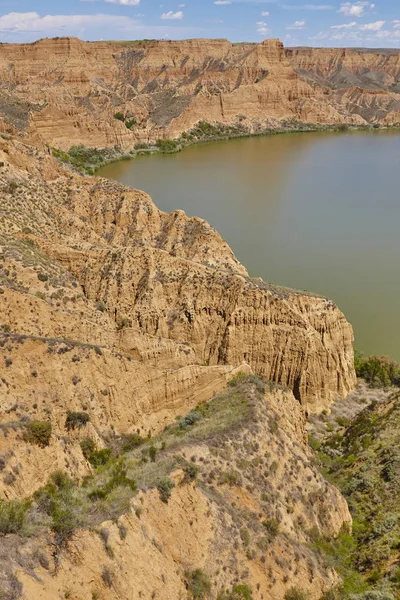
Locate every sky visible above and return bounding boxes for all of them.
[0,0,398,47]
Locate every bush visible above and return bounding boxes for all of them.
[37,273,48,282]
[125,119,137,129]
[179,411,202,430]
[186,569,212,599]
[88,449,112,468]
[284,588,307,600]
[149,445,157,462]
[114,112,124,121]
[218,585,253,600]
[354,352,400,387]
[157,477,175,503]
[80,437,96,459]
[122,433,145,452]
[262,517,279,538]
[0,499,30,534]
[65,411,90,431]
[155,139,180,154]
[51,503,77,542]
[24,420,52,447]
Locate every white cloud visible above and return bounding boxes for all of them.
[331,20,384,31]
[0,11,135,32]
[214,1,232,4]
[286,19,306,29]
[280,4,334,9]
[161,10,183,19]
[104,0,140,4]
[337,1,375,17]
[256,20,267,26]
[0,11,199,42]
[81,0,140,4]
[261,11,270,15]
[359,20,384,30]
[393,20,400,29]
[257,26,270,35]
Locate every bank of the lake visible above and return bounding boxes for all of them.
[98,129,400,361]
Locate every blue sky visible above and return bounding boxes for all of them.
[0,0,398,47]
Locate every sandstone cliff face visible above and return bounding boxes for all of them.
[286,47,400,124]
[0,136,355,416]
[0,36,398,151]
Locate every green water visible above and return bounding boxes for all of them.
[98,130,400,360]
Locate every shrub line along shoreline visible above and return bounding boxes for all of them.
[50,120,400,176]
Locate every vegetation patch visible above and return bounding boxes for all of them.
[314,392,400,598]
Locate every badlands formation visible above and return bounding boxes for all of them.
[0,34,397,600]
[0,36,399,148]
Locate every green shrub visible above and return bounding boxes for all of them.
[65,411,90,431]
[122,433,146,452]
[262,517,279,538]
[88,449,112,468]
[284,588,307,600]
[80,437,96,459]
[0,499,30,534]
[155,139,180,154]
[24,420,52,447]
[114,112,124,121]
[125,119,137,129]
[37,272,49,282]
[51,503,77,542]
[218,584,253,600]
[179,411,202,430]
[354,352,400,387]
[157,477,175,503]
[149,445,157,462]
[186,569,212,599]
[88,463,136,500]
[184,462,199,480]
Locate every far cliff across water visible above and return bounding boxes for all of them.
[0,36,399,150]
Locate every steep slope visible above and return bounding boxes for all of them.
[0,37,398,150]
[0,376,351,600]
[287,47,400,124]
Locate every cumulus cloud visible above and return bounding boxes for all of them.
[0,11,136,32]
[0,11,200,43]
[286,19,306,29]
[214,1,232,4]
[261,11,270,16]
[280,4,334,9]
[332,20,384,30]
[81,0,140,4]
[337,1,375,17]
[161,10,183,20]
[257,26,270,35]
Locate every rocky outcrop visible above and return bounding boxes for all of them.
[0,137,355,415]
[0,37,398,150]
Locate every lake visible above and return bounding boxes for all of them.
[98,130,400,360]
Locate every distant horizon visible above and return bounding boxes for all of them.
[1,34,400,51]
[0,0,399,48]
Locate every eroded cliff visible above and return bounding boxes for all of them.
[0,37,399,150]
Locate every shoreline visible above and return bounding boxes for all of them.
[51,120,399,176]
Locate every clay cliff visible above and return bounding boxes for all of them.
[0,36,399,150]
[287,46,400,125]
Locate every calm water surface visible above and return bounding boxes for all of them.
[99,131,400,360]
